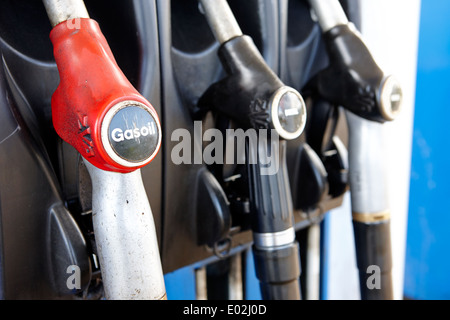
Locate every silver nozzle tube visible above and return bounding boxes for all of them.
[84,159,166,300]
[42,0,89,27]
[198,0,243,44]
[345,111,390,216]
[306,223,321,300]
[308,0,349,32]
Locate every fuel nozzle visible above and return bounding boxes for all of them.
[198,0,305,300]
[198,0,307,141]
[306,0,397,299]
[307,0,403,122]
[42,0,166,300]
[43,0,161,173]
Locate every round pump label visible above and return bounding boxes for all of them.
[379,75,403,121]
[102,101,161,167]
[270,87,307,141]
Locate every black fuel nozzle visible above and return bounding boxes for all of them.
[198,0,306,300]
[305,0,398,300]
[198,35,307,141]
[306,1,403,123]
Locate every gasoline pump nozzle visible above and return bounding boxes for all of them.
[42,0,166,300]
[307,0,402,123]
[198,0,307,300]
[307,0,403,299]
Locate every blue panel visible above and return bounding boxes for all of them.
[404,0,450,300]
[245,249,262,300]
[165,248,261,300]
[320,217,330,300]
[164,266,197,300]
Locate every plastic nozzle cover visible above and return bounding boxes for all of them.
[50,18,161,173]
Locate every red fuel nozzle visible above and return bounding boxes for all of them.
[50,18,161,173]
